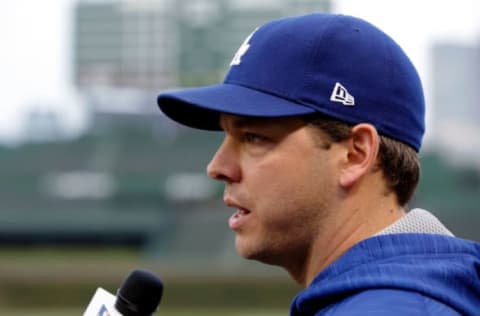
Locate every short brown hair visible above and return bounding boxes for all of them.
[303,114,420,206]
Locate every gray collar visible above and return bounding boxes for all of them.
[376,208,454,236]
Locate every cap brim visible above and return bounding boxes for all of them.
[157,83,315,130]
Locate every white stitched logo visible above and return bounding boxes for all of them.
[230,28,258,66]
[330,82,355,106]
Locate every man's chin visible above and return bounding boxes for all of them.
[235,239,260,260]
[236,241,279,266]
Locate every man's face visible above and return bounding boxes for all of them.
[207,114,340,268]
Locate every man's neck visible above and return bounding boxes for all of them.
[293,190,405,287]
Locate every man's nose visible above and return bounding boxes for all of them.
[206,137,241,184]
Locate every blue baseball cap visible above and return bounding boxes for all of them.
[157,13,425,151]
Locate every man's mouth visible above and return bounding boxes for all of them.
[228,208,251,230]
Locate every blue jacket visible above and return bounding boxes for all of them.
[290,234,480,315]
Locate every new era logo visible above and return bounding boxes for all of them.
[330,82,355,106]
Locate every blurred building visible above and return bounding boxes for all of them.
[431,41,480,166]
[74,0,331,91]
[432,42,480,124]
[74,0,178,90]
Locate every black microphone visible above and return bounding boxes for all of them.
[115,269,164,316]
[83,269,164,316]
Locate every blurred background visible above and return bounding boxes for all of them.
[1,0,479,315]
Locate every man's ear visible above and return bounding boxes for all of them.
[339,124,380,189]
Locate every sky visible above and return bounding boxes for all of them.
[1,0,479,145]
[1,0,83,144]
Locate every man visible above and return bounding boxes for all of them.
[156,13,480,315]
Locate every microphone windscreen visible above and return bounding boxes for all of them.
[115,269,164,316]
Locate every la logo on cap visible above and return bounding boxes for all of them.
[230,28,258,66]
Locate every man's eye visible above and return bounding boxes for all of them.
[243,132,267,144]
